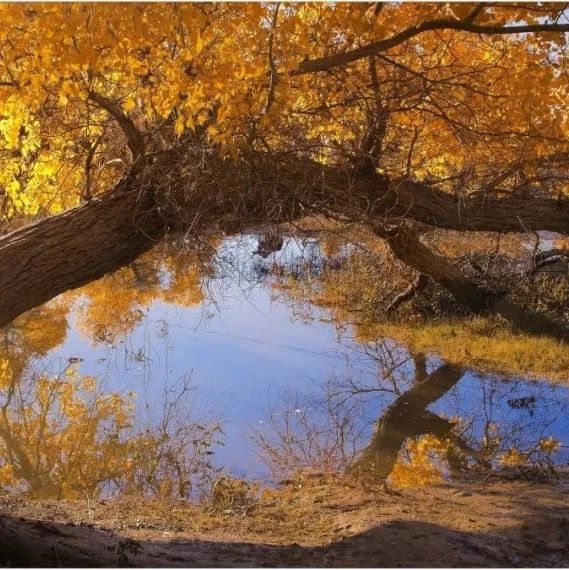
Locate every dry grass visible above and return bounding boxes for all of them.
[359,317,569,383]
[1,470,568,567]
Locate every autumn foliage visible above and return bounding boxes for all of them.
[0,3,567,221]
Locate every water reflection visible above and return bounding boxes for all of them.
[0,236,567,497]
[0,358,221,498]
[253,340,568,485]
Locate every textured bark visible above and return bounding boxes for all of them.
[0,187,163,328]
[0,151,568,328]
[272,161,569,234]
[277,162,569,234]
[381,226,492,311]
[368,178,569,234]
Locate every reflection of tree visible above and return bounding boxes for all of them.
[250,323,417,482]
[0,299,72,400]
[272,234,569,380]
[351,362,471,480]
[1,301,70,360]
[255,340,564,486]
[254,388,368,479]
[0,367,134,497]
[0,364,222,499]
[73,244,209,345]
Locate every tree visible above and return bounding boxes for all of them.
[0,3,568,328]
[0,361,222,499]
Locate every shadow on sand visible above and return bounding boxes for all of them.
[1,496,567,568]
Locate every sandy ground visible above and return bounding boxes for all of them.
[1,472,568,567]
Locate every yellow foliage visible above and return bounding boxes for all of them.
[0,4,565,218]
[537,437,561,454]
[73,247,205,344]
[0,370,135,497]
[363,319,569,383]
[0,358,12,390]
[500,449,528,467]
[0,464,14,486]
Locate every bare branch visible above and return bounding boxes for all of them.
[531,248,569,274]
[354,56,389,176]
[295,20,569,75]
[464,3,486,23]
[385,273,428,313]
[88,91,144,160]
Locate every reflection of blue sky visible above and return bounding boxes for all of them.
[49,267,351,479]
[40,237,569,480]
[430,372,569,463]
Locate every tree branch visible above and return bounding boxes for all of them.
[464,3,486,24]
[353,55,389,177]
[88,91,144,160]
[295,20,569,75]
[531,248,569,274]
[385,273,429,313]
[264,2,281,114]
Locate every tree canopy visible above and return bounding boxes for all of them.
[0,2,567,217]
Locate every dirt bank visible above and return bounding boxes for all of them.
[1,472,568,567]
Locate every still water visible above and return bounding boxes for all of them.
[3,236,569,490]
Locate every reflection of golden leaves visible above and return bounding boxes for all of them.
[73,248,206,344]
[537,437,561,454]
[500,449,527,468]
[9,301,70,357]
[0,358,12,389]
[160,266,204,307]
[0,371,134,497]
[0,300,71,393]
[389,435,450,488]
[0,367,220,499]
[0,464,14,486]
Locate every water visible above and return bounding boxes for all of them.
[1,236,568,493]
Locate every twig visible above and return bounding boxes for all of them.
[385,273,428,312]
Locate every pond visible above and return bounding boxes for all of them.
[1,236,568,496]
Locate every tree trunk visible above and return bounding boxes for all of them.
[0,187,163,328]
[379,225,568,341]
[0,150,568,328]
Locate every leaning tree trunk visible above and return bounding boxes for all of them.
[378,225,569,341]
[0,187,164,328]
[0,148,568,328]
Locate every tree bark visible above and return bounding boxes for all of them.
[0,151,568,328]
[0,187,163,328]
[378,225,568,340]
[366,178,569,234]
